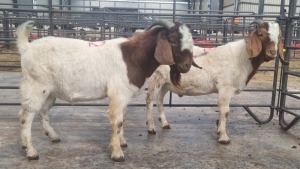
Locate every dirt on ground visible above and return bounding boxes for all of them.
[0,47,21,72]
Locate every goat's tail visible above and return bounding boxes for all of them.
[16,20,34,51]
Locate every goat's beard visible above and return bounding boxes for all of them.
[169,65,181,88]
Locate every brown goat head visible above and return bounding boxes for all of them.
[149,21,201,86]
[246,21,288,65]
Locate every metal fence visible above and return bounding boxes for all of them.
[277,0,300,130]
[0,0,299,129]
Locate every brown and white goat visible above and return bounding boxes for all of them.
[16,20,201,162]
[145,21,288,144]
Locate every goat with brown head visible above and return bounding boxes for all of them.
[147,20,202,86]
[246,20,288,64]
[246,20,289,83]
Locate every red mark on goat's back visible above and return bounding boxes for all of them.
[88,41,106,47]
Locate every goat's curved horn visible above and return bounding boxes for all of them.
[148,20,175,30]
[250,19,263,26]
[192,59,202,69]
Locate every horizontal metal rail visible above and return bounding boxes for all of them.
[285,71,300,77]
[0,86,276,92]
[0,102,272,108]
[0,8,281,18]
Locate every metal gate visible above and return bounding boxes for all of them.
[278,0,300,130]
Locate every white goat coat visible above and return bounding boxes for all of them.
[152,40,253,96]
[146,40,256,144]
[21,37,138,103]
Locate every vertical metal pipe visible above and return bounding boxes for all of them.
[68,0,71,10]
[219,0,224,12]
[223,19,228,43]
[279,0,297,116]
[258,0,265,15]
[173,0,176,22]
[218,0,224,25]
[59,0,62,10]
[276,0,287,114]
[233,0,238,14]
[48,0,54,36]
[188,0,191,14]
[3,11,10,47]
[199,0,202,12]
[169,0,177,106]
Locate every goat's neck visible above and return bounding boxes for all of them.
[120,36,160,88]
[246,51,266,84]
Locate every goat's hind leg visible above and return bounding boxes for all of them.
[217,88,234,144]
[38,96,60,142]
[19,84,51,160]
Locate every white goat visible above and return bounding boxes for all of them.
[16,20,201,162]
[146,21,288,144]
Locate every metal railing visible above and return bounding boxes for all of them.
[277,0,300,130]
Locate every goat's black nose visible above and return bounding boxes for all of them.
[185,64,190,69]
[270,50,276,55]
[180,64,191,73]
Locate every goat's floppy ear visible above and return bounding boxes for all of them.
[246,31,262,58]
[155,31,175,65]
[278,30,289,65]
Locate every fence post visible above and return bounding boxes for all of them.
[279,0,298,130]
[258,0,264,16]
[173,0,176,22]
[222,19,228,43]
[3,11,10,48]
[48,0,54,36]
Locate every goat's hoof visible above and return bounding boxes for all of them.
[158,117,162,122]
[216,119,219,127]
[162,125,171,129]
[21,145,27,149]
[120,143,128,148]
[219,140,231,144]
[51,138,61,142]
[45,132,49,136]
[27,155,39,160]
[111,156,125,162]
[148,130,156,135]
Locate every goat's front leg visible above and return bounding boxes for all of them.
[119,108,127,147]
[107,97,127,162]
[217,88,234,144]
[157,88,170,129]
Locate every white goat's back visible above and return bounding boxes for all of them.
[21,37,136,102]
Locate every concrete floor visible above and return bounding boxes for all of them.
[0,72,299,169]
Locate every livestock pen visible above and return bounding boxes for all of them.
[0,0,299,168]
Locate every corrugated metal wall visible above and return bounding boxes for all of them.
[239,0,300,14]
[72,0,188,14]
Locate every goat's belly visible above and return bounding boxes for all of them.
[169,85,217,96]
[55,87,107,103]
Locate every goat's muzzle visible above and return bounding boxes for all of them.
[177,59,202,73]
[177,64,190,73]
